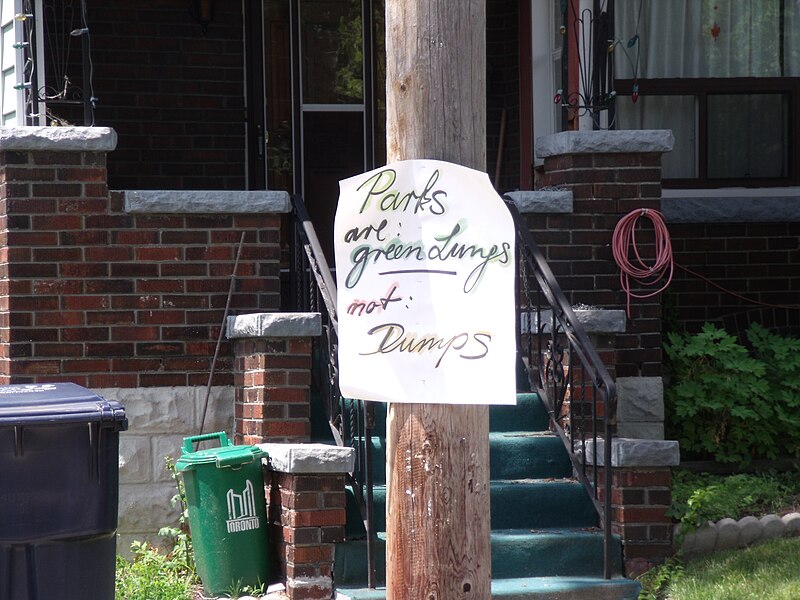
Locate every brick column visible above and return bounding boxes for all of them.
[259,443,353,600]
[0,127,116,385]
[532,130,674,439]
[228,313,321,444]
[587,438,680,576]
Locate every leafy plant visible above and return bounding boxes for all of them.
[115,538,198,600]
[116,458,198,600]
[664,323,800,463]
[163,456,195,573]
[225,578,267,599]
[637,554,684,600]
[668,469,800,531]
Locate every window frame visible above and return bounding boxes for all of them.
[615,77,800,188]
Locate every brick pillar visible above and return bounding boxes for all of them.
[587,438,680,576]
[229,313,321,444]
[260,443,353,600]
[534,130,673,380]
[0,127,117,384]
[533,130,675,440]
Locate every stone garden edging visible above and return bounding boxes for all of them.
[678,512,800,558]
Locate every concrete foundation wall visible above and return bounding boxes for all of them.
[103,385,234,552]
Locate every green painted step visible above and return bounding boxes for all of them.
[345,478,597,538]
[336,528,622,587]
[337,577,641,600]
[352,428,570,489]
[490,480,598,530]
[341,392,550,439]
[489,393,550,433]
[491,529,622,579]
[489,432,571,480]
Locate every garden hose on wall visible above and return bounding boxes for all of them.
[612,208,800,317]
[612,208,673,317]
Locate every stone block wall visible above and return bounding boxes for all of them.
[111,385,234,553]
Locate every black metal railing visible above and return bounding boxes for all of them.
[504,197,616,579]
[289,195,377,588]
[289,193,616,584]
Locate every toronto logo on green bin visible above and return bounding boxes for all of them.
[226,479,260,533]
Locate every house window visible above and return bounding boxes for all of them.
[613,0,800,187]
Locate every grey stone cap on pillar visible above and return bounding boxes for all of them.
[0,126,117,151]
[505,190,573,214]
[535,130,674,158]
[226,312,322,339]
[123,190,291,214]
[258,443,355,474]
[582,437,680,467]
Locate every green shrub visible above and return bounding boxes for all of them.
[668,470,800,531]
[664,323,800,463]
[115,538,198,600]
[116,457,198,600]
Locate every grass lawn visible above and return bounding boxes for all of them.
[662,537,800,600]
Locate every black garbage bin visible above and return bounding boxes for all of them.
[0,383,127,600]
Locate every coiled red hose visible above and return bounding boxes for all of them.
[612,208,673,317]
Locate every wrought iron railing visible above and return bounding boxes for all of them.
[289,194,616,584]
[289,195,377,588]
[504,197,616,579]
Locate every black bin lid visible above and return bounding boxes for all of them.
[0,383,127,430]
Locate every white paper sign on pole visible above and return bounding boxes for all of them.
[334,159,516,406]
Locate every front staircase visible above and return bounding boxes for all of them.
[333,393,641,599]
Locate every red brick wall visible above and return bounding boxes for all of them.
[266,471,346,599]
[533,152,664,378]
[668,223,800,335]
[233,337,312,444]
[0,147,281,387]
[61,1,247,190]
[593,466,674,575]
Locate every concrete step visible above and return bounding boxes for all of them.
[489,432,572,480]
[338,392,550,442]
[345,478,598,538]
[337,576,640,599]
[350,427,570,488]
[335,528,623,587]
[489,392,550,433]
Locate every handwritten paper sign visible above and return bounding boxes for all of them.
[334,160,516,405]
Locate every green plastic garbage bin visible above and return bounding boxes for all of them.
[176,432,270,596]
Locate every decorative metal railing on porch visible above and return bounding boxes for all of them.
[289,194,616,585]
[504,197,616,580]
[289,195,378,588]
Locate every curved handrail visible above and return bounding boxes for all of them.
[504,196,616,580]
[289,195,377,588]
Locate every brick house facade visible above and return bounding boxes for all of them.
[2,0,799,592]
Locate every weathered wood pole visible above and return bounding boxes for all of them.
[384,1,490,598]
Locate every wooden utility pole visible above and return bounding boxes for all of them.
[384,1,490,598]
